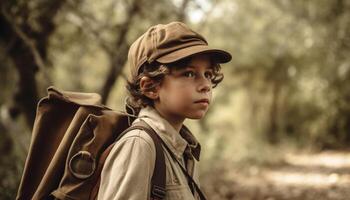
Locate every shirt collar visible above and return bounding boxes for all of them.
[136,106,201,161]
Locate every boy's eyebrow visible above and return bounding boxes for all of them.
[171,66,194,72]
[184,66,195,70]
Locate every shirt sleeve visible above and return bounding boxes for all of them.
[97,130,156,200]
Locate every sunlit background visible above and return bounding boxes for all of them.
[1,0,350,199]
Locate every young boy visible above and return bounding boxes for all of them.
[97,22,231,200]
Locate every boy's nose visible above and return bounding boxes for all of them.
[197,77,211,93]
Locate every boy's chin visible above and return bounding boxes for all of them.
[186,112,207,119]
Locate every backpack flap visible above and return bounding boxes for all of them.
[47,86,107,108]
[17,87,108,200]
[51,110,129,200]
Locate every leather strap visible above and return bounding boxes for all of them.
[183,150,195,195]
[162,141,207,200]
[138,120,207,200]
[92,120,206,200]
[128,122,166,200]
[90,121,166,200]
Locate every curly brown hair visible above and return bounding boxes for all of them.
[126,55,224,112]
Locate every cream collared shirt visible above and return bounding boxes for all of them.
[97,106,201,200]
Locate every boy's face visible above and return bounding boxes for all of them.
[154,54,214,122]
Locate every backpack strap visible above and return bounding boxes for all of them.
[93,120,206,200]
[138,120,207,200]
[158,136,207,200]
[126,122,166,200]
[90,121,166,200]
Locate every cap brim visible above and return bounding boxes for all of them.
[156,45,232,64]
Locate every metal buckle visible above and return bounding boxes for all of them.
[68,150,96,179]
[151,185,166,199]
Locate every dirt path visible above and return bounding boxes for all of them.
[202,151,350,200]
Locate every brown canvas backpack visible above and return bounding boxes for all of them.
[16,86,166,200]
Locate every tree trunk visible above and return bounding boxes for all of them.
[100,0,141,104]
[0,0,66,128]
[100,0,193,105]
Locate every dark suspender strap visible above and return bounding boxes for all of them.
[118,122,166,200]
[160,137,207,200]
[137,120,207,200]
[183,153,195,195]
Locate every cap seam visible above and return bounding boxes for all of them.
[152,28,157,63]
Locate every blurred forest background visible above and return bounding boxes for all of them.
[1,0,350,199]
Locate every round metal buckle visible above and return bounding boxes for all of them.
[69,150,96,179]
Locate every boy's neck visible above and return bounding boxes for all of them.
[153,106,184,132]
[167,119,184,133]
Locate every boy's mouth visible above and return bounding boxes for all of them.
[194,99,210,105]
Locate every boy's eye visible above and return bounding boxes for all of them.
[205,71,213,79]
[183,71,195,78]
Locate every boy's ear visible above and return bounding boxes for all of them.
[140,77,159,100]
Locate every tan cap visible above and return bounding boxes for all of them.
[128,21,232,79]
